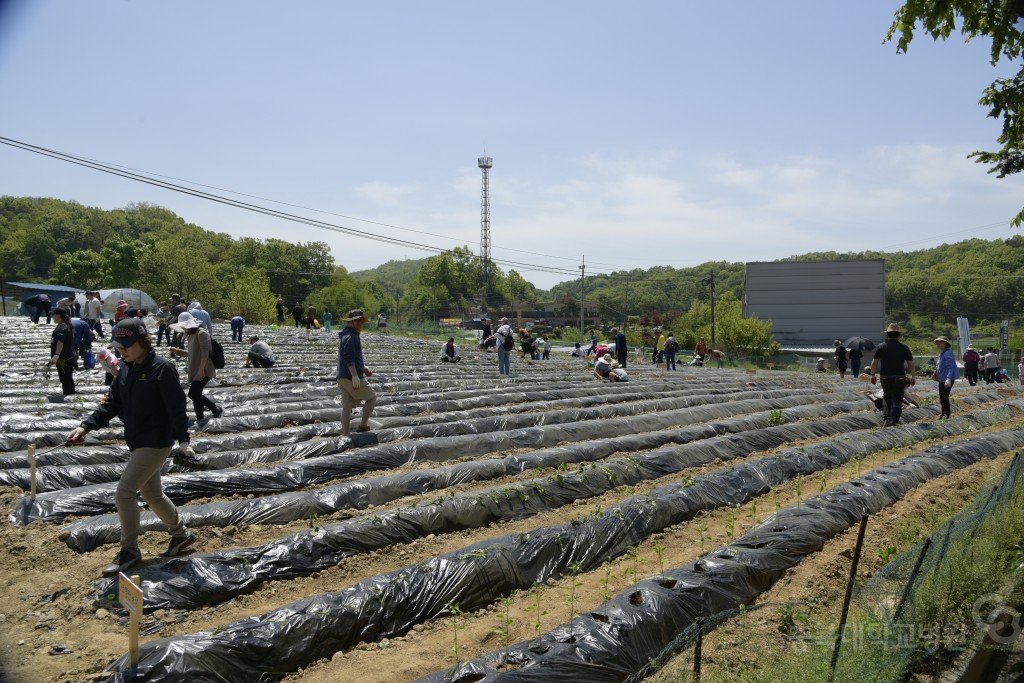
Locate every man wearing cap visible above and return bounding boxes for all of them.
[868,323,917,427]
[337,309,376,435]
[67,318,196,577]
[933,336,960,419]
[49,308,77,396]
[484,317,513,375]
[440,337,461,363]
[962,344,981,386]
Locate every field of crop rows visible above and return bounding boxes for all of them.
[0,317,1021,683]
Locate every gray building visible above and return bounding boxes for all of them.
[744,260,886,347]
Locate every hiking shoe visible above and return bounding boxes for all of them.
[212,406,223,419]
[161,529,196,558]
[101,547,142,578]
[355,425,371,433]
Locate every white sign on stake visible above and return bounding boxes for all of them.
[119,572,143,667]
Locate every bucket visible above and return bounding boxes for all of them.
[83,351,96,369]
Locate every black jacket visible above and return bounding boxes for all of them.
[82,351,188,449]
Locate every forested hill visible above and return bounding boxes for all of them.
[2,196,1023,331]
[544,237,1024,332]
[350,258,428,293]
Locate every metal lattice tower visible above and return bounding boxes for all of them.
[478,156,493,283]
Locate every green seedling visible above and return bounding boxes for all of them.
[652,540,667,576]
[308,514,321,532]
[563,562,584,639]
[697,524,709,554]
[767,409,786,426]
[444,601,465,663]
[600,558,616,601]
[525,581,548,637]
[494,593,516,669]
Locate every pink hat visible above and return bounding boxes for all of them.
[116,300,129,308]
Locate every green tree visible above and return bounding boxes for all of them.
[229,267,276,324]
[888,1,1024,224]
[99,235,148,287]
[48,249,109,289]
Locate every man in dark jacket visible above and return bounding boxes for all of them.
[868,323,917,426]
[68,318,195,577]
[613,327,628,368]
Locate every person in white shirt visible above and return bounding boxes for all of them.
[484,317,513,375]
[571,342,586,357]
[440,337,461,363]
[538,337,552,360]
[84,291,104,339]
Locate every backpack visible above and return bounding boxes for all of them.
[666,339,679,353]
[208,337,226,369]
[502,334,515,351]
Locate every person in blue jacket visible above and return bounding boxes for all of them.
[70,317,94,355]
[67,318,196,578]
[934,335,960,419]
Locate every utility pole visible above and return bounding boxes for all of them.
[701,270,716,347]
[579,256,586,343]
[623,276,630,331]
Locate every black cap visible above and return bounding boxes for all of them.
[110,318,149,349]
[52,307,71,320]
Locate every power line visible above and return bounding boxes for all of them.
[0,136,599,280]
[0,135,636,278]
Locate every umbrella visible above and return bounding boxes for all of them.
[843,336,876,351]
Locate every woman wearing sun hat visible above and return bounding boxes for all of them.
[169,311,222,424]
[962,344,980,386]
[934,335,959,419]
[67,317,196,577]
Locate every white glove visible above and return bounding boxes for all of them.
[68,427,88,444]
[350,376,361,389]
[944,378,952,388]
[50,354,60,364]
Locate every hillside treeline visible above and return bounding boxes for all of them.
[3,196,1022,337]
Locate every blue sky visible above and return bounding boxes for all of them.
[1,1,1022,289]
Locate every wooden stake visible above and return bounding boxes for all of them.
[119,572,143,669]
[27,445,36,501]
[828,514,868,681]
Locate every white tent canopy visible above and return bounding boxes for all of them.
[76,288,159,318]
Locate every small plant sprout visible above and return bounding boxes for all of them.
[794,474,804,509]
[625,545,645,587]
[494,593,516,668]
[725,508,736,543]
[747,499,758,525]
[697,524,709,554]
[308,514,321,533]
[525,581,547,637]
[564,562,584,639]
[445,601,465,663]
[600,558,615,601]
[652,540,667,576]
[820,471,828,494]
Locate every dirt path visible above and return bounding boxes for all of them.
[286,423,1023,683]
[646,448,1018,682]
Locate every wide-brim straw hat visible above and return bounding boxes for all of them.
[883,323,906,335]
[967,344,975,350]
[170,311,201,332]
[934,336,952,347]
[344,309,369,323]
